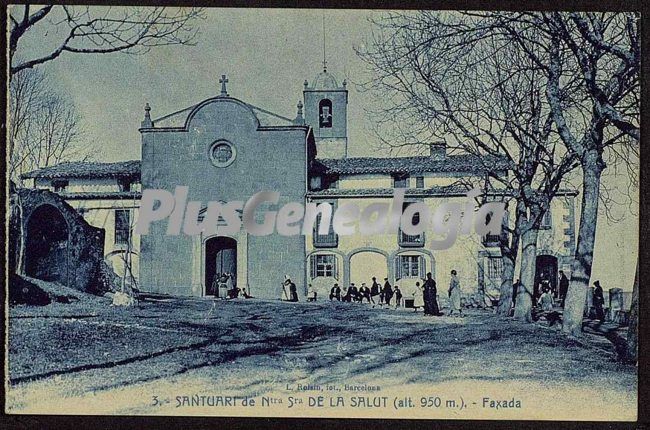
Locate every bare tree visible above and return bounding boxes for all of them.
[9,5,204,76]
[358,11,639,332]
[9,68,86,185]
[357,12,578,321]
[483,12,640,336]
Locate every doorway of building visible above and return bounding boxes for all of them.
[535,255,558,302]
[205,236,237,296]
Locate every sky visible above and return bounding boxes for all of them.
[10,7,639,292]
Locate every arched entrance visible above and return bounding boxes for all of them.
[349,250,388,287]
[204,236,237,295]
[25,204,69,284]
[535,254,558,300]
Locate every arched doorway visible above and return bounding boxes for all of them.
[535,254,558,301]
[349,250,388,287]
[25,204,69,284]
[204,236,237,295]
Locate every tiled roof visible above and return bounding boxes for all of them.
[22,161,141,179]
[308,185,497,198]
[315,154,510,175]
[308,186,578,198]
[58,191,142,200]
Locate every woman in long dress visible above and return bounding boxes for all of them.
[413,282,425,312]
[448,270,463,317]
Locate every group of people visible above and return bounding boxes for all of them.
[512,271,608,323]
[512,270,571,312]
[211,273,252,300]
[325,276,403,306]
[323,270,465,317]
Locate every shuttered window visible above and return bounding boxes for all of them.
[310,254,338,278]
[395,255,425,280]
[115,209,130,245]
[487,257,503,279]
[313,202,338,248]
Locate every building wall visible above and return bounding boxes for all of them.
[140,97,308,298]
[66,198,141,286]
[305,191,576,304]
[34,177,141,193]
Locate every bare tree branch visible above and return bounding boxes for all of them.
[9,6,205,76]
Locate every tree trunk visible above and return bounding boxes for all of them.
[514,227,538,322]
[497,200,524,315]
[16,192,26,275]
[625,259,638,364]
[497,255,516,315]
[562,157,603,336]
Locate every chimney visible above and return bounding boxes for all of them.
[429,141,447,160]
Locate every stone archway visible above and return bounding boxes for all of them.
[349,249,389,287]
[25,204,70,284]
[10,188,106,293]
[204,236,237,296]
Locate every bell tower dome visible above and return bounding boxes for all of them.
[303,66,348,159]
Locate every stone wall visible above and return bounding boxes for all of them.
[9,188,107,294]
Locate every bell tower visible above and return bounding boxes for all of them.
[303,66,348,159]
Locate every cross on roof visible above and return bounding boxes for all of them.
[219,74,229,96]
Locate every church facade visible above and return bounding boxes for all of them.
[22,68,577,302]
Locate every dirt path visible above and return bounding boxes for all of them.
[6,298,637,419]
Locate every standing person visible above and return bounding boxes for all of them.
[382,278,393,307]
[284,276,299,302]
[394,285,403,308]
[211,274,220,298]
[370,277,381,304]
[329,283,341,301]
[593,280,605,321]
[226,273,237,298]
[423,272,441,316]
[535,273,548,306]
[512,278,521,312]
[413,282,424,312]
[559,271,569,307]
[218,273,229,300]
[448,270,463,317]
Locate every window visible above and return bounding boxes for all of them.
[395,255,425,280]
[393,173,409,188]
[319,99,333,128]
[52,180,68,192]
[486,257,503,279]
[541,210,552,229]
[399,202,425,247]
[115,209,131,245]
[209,140,236,167]
[415,176,424,188]
[313,206,338,248]
[310,254,338,278]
